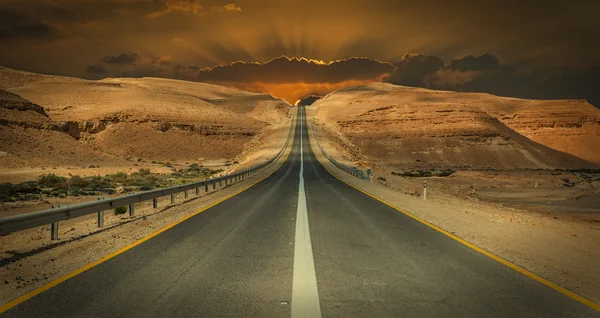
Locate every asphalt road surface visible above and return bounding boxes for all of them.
[3,106,598,317]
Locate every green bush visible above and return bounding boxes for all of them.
[438,169,456,177]
[0,182,14,201]
[14,181,41,194]
[108,172,128,183]
[138,168,151,176]
[37,174,67,188]
[114,206,127,215]
[69,175,89,188]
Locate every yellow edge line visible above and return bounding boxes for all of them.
[0,120,297,314]
[309,135,600,312]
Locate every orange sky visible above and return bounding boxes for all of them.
[1,0,599,106]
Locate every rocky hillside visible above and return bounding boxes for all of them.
[0,67,292,170]
[0,89,125,169]
[309,83,600,170]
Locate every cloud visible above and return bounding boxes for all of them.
[101,53,142,65]
[85,64,107,74]
[147,0,241,17]
[417,53,600,108]
[197,56,393,84]
[81,51,600,108]
[147,0,204,17]
[449,53,500,71]
[86,52,203,80]
[172,64,201,79]
[210,3,242,12]
[0,8,57,41]
[385,53,445,86]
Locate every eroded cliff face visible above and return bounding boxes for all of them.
[0,89,123,168]
[487,100,600,164]
[310,83,600,170]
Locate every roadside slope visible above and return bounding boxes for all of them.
[310,83,600,169]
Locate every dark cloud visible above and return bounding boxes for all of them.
[85,64,107,74]
[412,54,600,108]
[173,64,201,79]
[449,53,500,71]
[148,0,242,17]
[385,53,445,87]
[0,8,57,41]
[101,53,142,65]
[197,56,393,83]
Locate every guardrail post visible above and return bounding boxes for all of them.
[98,210,104,227]
[51,222,59,240]
[153,198,158,209]
[129,203,135,217]
[171,193,175,204]
[184,190,188,199]
[205,183,209,192]
[196,187,200,196]
[213,182,216,190]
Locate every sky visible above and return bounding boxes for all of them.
[1,0,599,106]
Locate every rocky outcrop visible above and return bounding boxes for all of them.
[310,83,600,170]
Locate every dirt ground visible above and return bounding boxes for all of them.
[307,113,600,307]
[0,118,296,307]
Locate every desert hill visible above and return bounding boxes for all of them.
[0,67,292,180]
[309,83,600,170]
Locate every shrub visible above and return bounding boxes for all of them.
[13,181,40,194]
[108,172,128,183]
[138,168,151,176]
[0,182,13,195]
[438,169,456,177]
[69,175,89,188]
[0,182,14,201]
[38,174,67,188]
[114,206,127,215]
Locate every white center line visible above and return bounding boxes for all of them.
[291,108,321,318]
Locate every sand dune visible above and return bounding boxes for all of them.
[309,83,600,169]
[0,67,292,180]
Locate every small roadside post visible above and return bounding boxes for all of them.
[367,168,373,183]
[423,180,427,201]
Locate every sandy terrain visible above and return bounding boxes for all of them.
[0,66,292,177]
[0,67,293,216]
[310,83,600,169]
[307,118,600,306]
[0,129,295,306]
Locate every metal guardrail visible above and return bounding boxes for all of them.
[0,116,296,239]
[309,121,369,180]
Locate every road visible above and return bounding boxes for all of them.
[3,106,598,317]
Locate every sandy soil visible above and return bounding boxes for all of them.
[307,105,600,306]
[0,118,296,306]
[0,67,292,178]
[310,83,600,168]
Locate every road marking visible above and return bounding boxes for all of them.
[0,117,298,314]
[291,108,321,318]
[306,121,600,313]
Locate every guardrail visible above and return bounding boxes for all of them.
[309,121,369,180]
[0,116,296,239]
